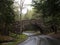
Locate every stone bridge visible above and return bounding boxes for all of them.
[11,19,45,34]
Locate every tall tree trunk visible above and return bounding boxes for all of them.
[51,24,57,34]
[54,25,57,34]
[2,23,9,35]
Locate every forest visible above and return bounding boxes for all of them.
[0,0,60,45]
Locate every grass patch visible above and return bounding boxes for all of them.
[1,34,27,45]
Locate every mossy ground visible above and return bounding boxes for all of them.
[1,34,27,45]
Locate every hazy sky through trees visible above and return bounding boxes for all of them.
[14,0,33,14]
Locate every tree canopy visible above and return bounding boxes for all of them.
[0,0,15,35]
[0,0,15,24]
[32,0,60,33]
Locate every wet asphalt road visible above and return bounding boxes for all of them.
[18,35,60,45]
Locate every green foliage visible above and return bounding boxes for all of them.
[32,0,60,33]
[33,0,60,24]
[0,0,15,35]
[0,0,15,23]
[9,33,17,38]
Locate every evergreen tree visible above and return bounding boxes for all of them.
[0,0,15,35]
[32,0,60,33]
